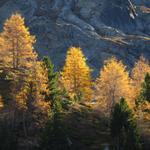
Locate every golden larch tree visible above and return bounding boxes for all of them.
[1,13,37,70]
[131,56,150,99]
[15,60,50,136]
[0,13,40,108]
[0,13,50,137]
[95,57,133,110]
[61,47,93,101]
[0,13,49,110]
[0,36,11,68]
[16,60,49,110]
[0,95,4,109]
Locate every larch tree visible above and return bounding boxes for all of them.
[1,13,37,71]
[15,59,50,137]
[0,13,41,107]
[0,95,3,109]
[16,60,50,112]
[0,13,42,104]
[95,57,133,111]
[61,47,93,101]
[131,56,150,99]
[0,13,50,137]
[0,13,38,132]
[0,36,10,68]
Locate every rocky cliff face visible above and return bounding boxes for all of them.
[0,0,149,76]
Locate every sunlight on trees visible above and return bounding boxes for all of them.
[0,13,50,138]
[1,13,37,70]
[95,57,133,112]
[61,47,93,101]
[0,95,3,109]
[0,12,149,150]
[131,56,150,100]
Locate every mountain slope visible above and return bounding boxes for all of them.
[0,0,149,75]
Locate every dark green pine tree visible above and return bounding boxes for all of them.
[40,57,70,150]
[43,56,60,108]
[138,73,150,103]
[40,111,70,150]
[42,56,70,111]
[111,97,142,150]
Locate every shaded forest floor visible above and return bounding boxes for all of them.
[1,102,150,150]
[57,103,150,150]
[138,111,150,150]
[62,103,111,150]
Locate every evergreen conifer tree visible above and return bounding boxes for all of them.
[111,98,142,150]
[43,57,58,100]
[40,57,70,150]
[138,73,150,103]
[43,56,63,110]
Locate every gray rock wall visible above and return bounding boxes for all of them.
[0,0,149,76]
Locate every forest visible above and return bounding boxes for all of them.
[0,13,150,150]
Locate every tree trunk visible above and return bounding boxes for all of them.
[23,111,28,138]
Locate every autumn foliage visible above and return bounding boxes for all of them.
[131,56,150,99]
[0,13,149,150]
[0,13,37,70]
[0,13,50,139]
[95,57,133,111]
[61,47,93,101]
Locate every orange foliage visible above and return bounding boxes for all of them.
[131,56,150,99]
[61,47,93,101]
[95,57,134,110]
[1,13,37,70]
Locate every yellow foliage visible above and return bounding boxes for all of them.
[141,101,150,111]
[0,13,47,111]
[0,95,4,109]
[16,60,49,110]
[0,13,50,114]
[1,13,37,70]
[0,13,50,131]
[61,47,93,101]
[95,57,133,110]
[28,60,49,99]
[131,56,150,99]
[136,101,150,132]
[0,36,11,68]
[15,85,28,109]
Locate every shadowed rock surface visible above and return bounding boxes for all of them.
[0,0,149,76]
